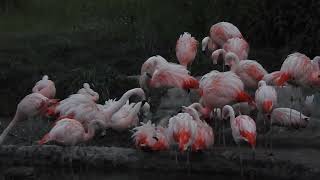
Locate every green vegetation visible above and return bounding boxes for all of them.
[0,0,319,115]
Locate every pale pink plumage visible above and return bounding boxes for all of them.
[209,22,243,48]
[77,83,99,102]
[262,71,284,86]
[255,80,277,114]
[277,52,320,87]
[226,54,268,89]
[176,32,198,67]
[140,55,199,90]
[132,121,169,151]
[270,108,309,128]
[39,118,102,146]
[32,75,56,99]
[199,71,254,109]
[222,105,256,148]
[211,37,249,65]
[0,93,58,144]
[168,113,197,152]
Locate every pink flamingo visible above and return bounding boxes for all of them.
[262,71,285,86]
[268,108,309,154]
[168,113,197,152]
[209,22,243,49]
[276,52,318,87]
[199,71,255,109]
[225,53,268,90]
[77,83,99,102]
[222,105,256,175]
[32,75,56,99]
[211,37,249,65]
[53,88,146,130]
[132,121,169,151]
[139,55,199,91]
[0,93,58,144]
[181,106,214,152]
[39,118,103,146]
[255,80,277,115]
[176,32,198,68]
[201,36,218,57]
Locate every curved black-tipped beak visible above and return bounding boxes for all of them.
[152,136,159,141]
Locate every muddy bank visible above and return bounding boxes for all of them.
[0,145,319,180]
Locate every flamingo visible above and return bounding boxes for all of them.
[255,80,277,148]
[32,75,56,99]
[38,118,104,146]
[209,22,243,48]
[201,36,218,57]
[139,55,199,92]
[222,105,256,175]
[268,108,309,154]
[211,37,249,65]
[0,93,58,144]
[199,71,255,109]
[262,71,285,86]
[77,83,99,102]
[225,54,268,90]
[276,52,319,87]
[132,121,169,151]
[53,88,146,130]
[181,106,214,152]
[176,32,198,68]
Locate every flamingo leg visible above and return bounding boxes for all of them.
[238,144,244,176]
[222,120,226,147]
[269,118,273,156]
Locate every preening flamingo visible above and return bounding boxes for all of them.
[54,88,146,130]
[168,113,197,152]
[32,75,56,99]
[0,93,58,145]
[209,22,243,48]
[211,37,249,65]
[132,121,169,151]
[176,32,198,68]
[199,71,255,109]
[39,118,104,146]
[201,36,218,57]
[225,54,268,90]
[139,55,199,91]
[77,83,99,102]
[222,105,256,175]
[181,106,214,152]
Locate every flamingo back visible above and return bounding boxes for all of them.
[271,108,309,128]
[176,32,198,67]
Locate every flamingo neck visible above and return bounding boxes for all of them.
[223,105,235,123]
[103,88,145,122]
[0,112,23,145]
[225,52,240,67]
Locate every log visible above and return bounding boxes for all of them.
[0,145,318,180]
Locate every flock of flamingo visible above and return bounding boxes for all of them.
[0,22,318,163]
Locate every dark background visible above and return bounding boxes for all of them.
[0,0,319,116]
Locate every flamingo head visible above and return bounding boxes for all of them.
[200,106,212,119]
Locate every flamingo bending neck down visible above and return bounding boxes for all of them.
[0,93,59,145]
[39,118,104,146]
[77,83,99,102]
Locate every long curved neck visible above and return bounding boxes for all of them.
[225,52,240,67]
[223,105,235,123]
[188,103,204,112]
[103,88,145,121]
[0,112,23,145]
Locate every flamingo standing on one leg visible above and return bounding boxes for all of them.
[176,32,198,70]
[39,118,104,146]
[222,105,256,176]
[32,75,56,99]
[0,93,58,144]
